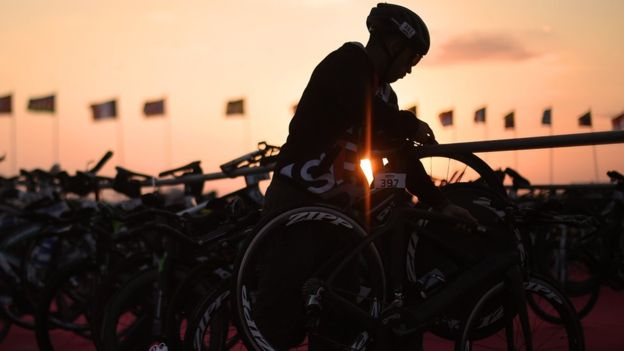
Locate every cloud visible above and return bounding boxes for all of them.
[430,33,540,65]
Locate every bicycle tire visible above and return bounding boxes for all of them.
[233,205,385,351]
[163,260,231,350]
[414,150,506,197]
[99,267,188,351]
[90,253,152,349]
[35,260,97,351]
[183,278,235,351]
[532,233,601,320]
[457,275,585,351]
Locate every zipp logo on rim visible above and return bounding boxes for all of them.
[194,290,230,350]
[241,285,276,351]
[285,211,354,229]
[524,281,563,304]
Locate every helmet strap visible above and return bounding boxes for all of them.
[380,39,409,82]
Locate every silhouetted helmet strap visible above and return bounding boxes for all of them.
[381,38,409,81]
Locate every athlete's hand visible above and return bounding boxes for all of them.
[413,119,437,145]
[440,203,478,226]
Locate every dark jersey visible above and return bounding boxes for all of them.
[273,42,444,208]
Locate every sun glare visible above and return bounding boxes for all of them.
[360,159,373,185]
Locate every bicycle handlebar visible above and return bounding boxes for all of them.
[159,161,202,178]
[116,166,153,180]
[89,150,113,175]
[219,141,280,174]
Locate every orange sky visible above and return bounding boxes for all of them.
[1,0,623,194]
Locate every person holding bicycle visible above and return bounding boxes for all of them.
[256,3,476,350]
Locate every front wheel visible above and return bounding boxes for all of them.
[232,205,386,351]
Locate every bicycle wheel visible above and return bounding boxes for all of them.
[406,182,525,342]
[99,266,189,351]
[532,231,601,320]
[415,151,506,197]
[233,205,385,351]
[164,261,231,350]
[183,278,242,351]
[549,254,600,320]
[458,275,584,351]
[35,260,97,351]
[89,253,152,349]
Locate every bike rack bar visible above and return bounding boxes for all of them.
[505,183,616,191]
[97,131,623,190]
[417,130,624,154]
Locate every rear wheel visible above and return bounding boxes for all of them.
[458,275,584,351]
[416,151,506,197]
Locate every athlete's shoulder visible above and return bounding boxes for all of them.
[316,42,371,76]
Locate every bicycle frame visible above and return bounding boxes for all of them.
[302,199,530,349]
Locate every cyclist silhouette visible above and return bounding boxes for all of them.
[256,3,476,350]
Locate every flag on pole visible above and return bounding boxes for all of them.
[438,110,453,126]
[0,94,11,114]
[578,111,592,127]
[612,112,624,131]
[225,99,245,116]
[407,105,417,116]
[541,108,552,126]
[28,94,55,113]
[474,107,486,123]
[143,99,165,117]
[504,111,515,129]
[91,100,117,120]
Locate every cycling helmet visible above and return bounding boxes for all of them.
[366,3,430,55]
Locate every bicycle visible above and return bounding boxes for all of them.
[231,144,584,350]
[97,143,280,351]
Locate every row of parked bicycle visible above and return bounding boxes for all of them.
[0,141,622,350]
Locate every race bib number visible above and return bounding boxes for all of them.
[373,173,406,189]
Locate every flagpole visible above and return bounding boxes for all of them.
[53,111,59,165]
[513,128,519,170]
[10,115,16,175]
[117,115,125,167]
[590,125,599,182]
[166,114,172,168]
[483,120,489,163]
[549,123,554,184]
[244,117,252,152]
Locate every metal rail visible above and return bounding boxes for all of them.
[417,130,624,154]
[102,131,624,189]
[505,184,615,191]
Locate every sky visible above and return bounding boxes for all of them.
[1,0,623,194]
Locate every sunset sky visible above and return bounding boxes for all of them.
[1,0,623,194]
